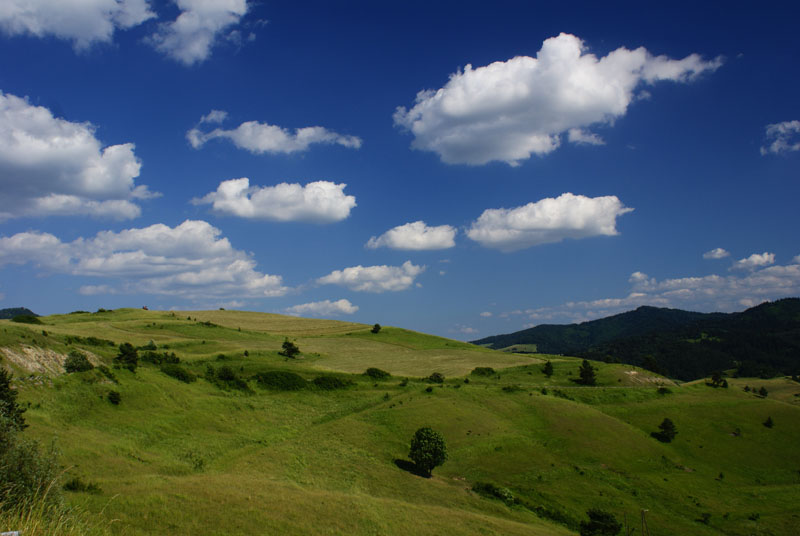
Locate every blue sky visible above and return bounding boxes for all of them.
[0,1,798,339]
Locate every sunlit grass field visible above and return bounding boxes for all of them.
[2,308,799,535]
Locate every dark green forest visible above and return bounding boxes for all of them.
[473,298,800,380]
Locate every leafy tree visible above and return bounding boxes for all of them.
[651,417,677,443]
[64,350,94,373]
[280,338,300,358]
[763,416,774,428]
[113,342,138,372]
[758,386,768,397]
[543,360,554,377]
[577,359,596,386]
[579,508,622,536]
[408,427,447,476]
[0,368,26,430]
[371,323,381,334]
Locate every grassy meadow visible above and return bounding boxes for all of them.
[2,308,799,535]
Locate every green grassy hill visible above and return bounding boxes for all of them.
[2,309,799,535]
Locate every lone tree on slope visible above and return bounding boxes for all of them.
[280,338,300,358]
[543,360,554,377]
[577,359,597,386]
[651,417,677,443]
[371,323,381,334]
[409,427,447,477]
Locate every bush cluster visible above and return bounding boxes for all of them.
[205,365,250,391]
[364,367,391,380]
[64,335,114,347]
[64,350,93,373]
[11,315,41,324]
[427,372,445,383]
[253,371,307,391]
[160,364,196,383]
[140,351,180,365]
[312,375,353,390]
[471,367,495,376]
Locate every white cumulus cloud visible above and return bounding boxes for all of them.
[760,120,800,155]
[731,252,775,271]
[0,91,155,221]
[466,193,633,252]
[148,0,248,65]
[317,261,425,293]
[366,221,456,250]
[193,178,356,223]
[480,311,492,317]
[284,299,358,317]
[0,0,154,50]
[187,112,362,154]
[394,32,722,166]
[703,247,730,260]
[0,220,287,299]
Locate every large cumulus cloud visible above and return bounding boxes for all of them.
[0,91,155,221]
[394,33,722,166]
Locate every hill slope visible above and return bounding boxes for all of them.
[2,308,799,535]
[473,298,800,380]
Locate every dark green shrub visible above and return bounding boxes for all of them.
[427,372,445,383]
[11,315,41,324]
[64,350,94,373]
[107,391,121,405]
[312,375,353,390]
[763,416,774,428]
[139,340,157,351]
[657,386,672,395]
[371,323,381,334]
[160,364,196,383]
[425,386,433,393]
[471,367,495,376]
[253,371,307,391]
[580,508,622,535]
[501,384,524,393]
[113,342,138,372]
[758,386,768,397]
[364,367,390,380]
[408,427,447,476]
[543,360,554,377]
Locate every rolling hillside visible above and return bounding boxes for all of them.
[2,308,799,535]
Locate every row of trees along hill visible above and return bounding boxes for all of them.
[472,298,800,381]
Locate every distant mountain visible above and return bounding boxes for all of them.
[0,307,37,319]
[472,298,800,381]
